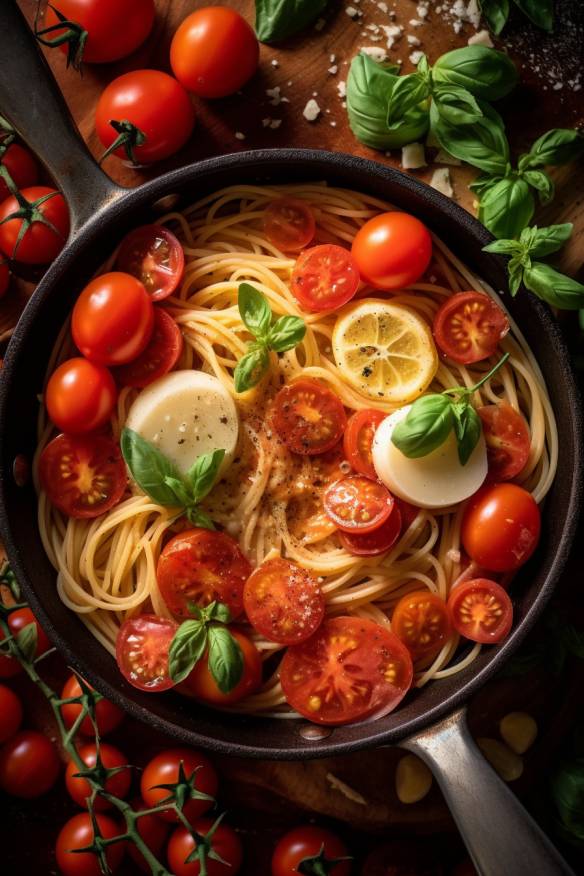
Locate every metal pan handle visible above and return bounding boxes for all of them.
[403,708,575,876]
[0,2,125,234]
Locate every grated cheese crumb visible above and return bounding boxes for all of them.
[345,6,360,18]
[430,167,454,197]
[468,28,494,47]
[360,46,387,62]
[402,142,427,169]
[271,59,279,68]
[378,1,388,10]
[407,35,421,46]
[337,80,347,98]
[328,65,338,74]
[266,86,289,107]
[410,50,424,64]
[409,19,424,27]
[303,98,321,121]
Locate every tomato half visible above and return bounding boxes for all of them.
[140,747,218,823]
[0,187,69,264]
[324,475,394,534]
[167,819,243,876]
[0,684,23,743]
[39,433,126,519]
[128,799,170,873]
[60,675,124,737]
[391,591,451,660]
[115,307,183,388]
[116,614,178,692]
[291,244,360,312]
[280,616,413,725]
[45,0,155,64]
[0,143,38,201]
[264,198,316,252]
[65,743,132,810]
[351,212,432,290]
[0,260,9,298]
[157,529,251,618]
[0,730,61,798]
[56,813,125,876]
[478,403,530,481]
[339,503,402,556]
[46,357,117,434]
[116,225,185,300]
[184,628,262,706]
[461,483,541,572]
[272,825,351,876]
[433,291,509,365]
[448,578,513,644]
[344,409,387,479]
[273,380,347,456]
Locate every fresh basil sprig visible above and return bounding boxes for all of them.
[479,0,554,35]
[234,282,305,393]
[121,428,224,529]
[254,0,328,43]
[169,601,244,691]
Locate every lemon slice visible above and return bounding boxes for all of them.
[332,299,438,403]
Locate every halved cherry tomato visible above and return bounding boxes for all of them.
[396,497,421,531]
[243,558,325,645]
[0,260,9,298]
[128,799,170,873]
[60,675,124,737]
[391,591,451,660]
[339,503,402,556]
[65,743,132,810]
[344,409,386,479]
[273,380,347,456]
[0,187,69,264]
[263,198,316,252]
[167,818,243,876]
[116,615,178,692]
[184,627,262,706]
[351,212,432,290]
[0,730,61,798]
[39,433,127,519]
[46,357,117,434]
[0,684,23,743]
[56,812,125,876]
[116,225,185,300]
[272,825,351,876]
[280,616,413,725]
[448,578,513,644]
[324,475,394,534]
[461,483,540,572]
[157,529,251,618]
[433,292,509,365]
[0,143,38,201]
[115,308,183,388]
[478,403,530,481]
[291,244,360,312]
[140,747,217,822]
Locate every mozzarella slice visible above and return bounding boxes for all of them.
[126,371,239,477]
[372,405,487,509]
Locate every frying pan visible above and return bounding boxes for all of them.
[0,5,581,874]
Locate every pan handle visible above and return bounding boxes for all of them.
[402,708,575,876]
[0,2,126,234]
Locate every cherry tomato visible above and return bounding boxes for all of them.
[291,244,360,312]
[45,0,155,64]
[157,528,251,619]
[39,433,126,520]
[116,614,178,692]
[167,818,243,876]
[280,616,413,725]
[396,497,421,531]
[46,357,117,434]
[72,272,154,366]
[272,825,351,876]
[433,291,509,365]
[115,308,183,388]
[351,212,432,290]
[448,578,513,644]
[128,798,170,872]
[344,409,387,479]
[0,607,51,677]
[244,558,325,645]
[96,71,195,165]
[264,198,316,252]
[65,743,131,810]
[0,684,23,743]
[140,748,218,823]
[0,143,38,201]
[273,380,347,456]
[61,674,124,737]
[0,730,60,798]
[324,475,394,534]
[116,225,185,301]
[170,7,259,99]
[0,259,9,298]
[391,591,451,660]
[339,503,402,556]
[478,403,530,481]
[56,812,125,876]
[461,483,541,572]
[184,627,262,706]
[0,186,69,264]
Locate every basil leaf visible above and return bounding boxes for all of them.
[507,259,524,297]
[522,168,554,204]
[521,223,573,258]
[452,404,482,466]
[432,85,483,125]
[234,346,270,393]
[255,0,328,43]
[121,428,183,506]
[392,395,454,459]
[187,449,225,503]
[483,238,523,256]
[169,620,208,683]
[523,262,584,310]
[513,0,553,32]
[479,0,510,34]
[163,476,193,509]
[469,173,501,198]
[550,760,584,839]
[433,46,518,100]
[430,100,509,174]
[387,73,430,131]
[204,602,233,624]
[16,622,38,663]
[207,626,244,693]
[186,507,216,530]
[519,128,584,170]
[478,177,534,239]
[268,315,306,352]
[238,283,272,339]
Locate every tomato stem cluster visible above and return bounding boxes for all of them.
[99,119,147,167]
[33,2,88,71]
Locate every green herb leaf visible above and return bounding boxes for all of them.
[207,626,244,693]
[203,602,233,624]
[238,283,272,339]
[187,449,225,503]
[430,101,509,175]
[513,0,554,32]
[255,0,328,43]
[522,169,555,204]
[507,259,524,297]
[478,176,535,239]
[550,760,584,840]
[169,620,208,683]
[433,45,518,100]
[432,84,483,125]
[16,622,38,663]
[186,507,216,530]
[523,262,584,310]
[482,238,523,256]
[234,346,270,393]
[452,403,482,465]
[520,223,573,258]
[519,128,584,170]
[479,0,510,34]
[121,428,183,506]
[268,315,307,351]
[386,72,430,131]
[163,476,194,508]
[392,395,454,459]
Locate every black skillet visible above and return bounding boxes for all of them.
[0,5,581,874]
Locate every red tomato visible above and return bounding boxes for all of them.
[96,71,195,165]
[244,558,325,645]
[0,143,38,201]
[448,578,513,644]
[128,799,170,873]
[115,307,183,388]
[72,272,154,366]
[56,812,125,876]
[140,748,218,823]
[0,607,51,677]
[116,225,185,300]
[170,7,259,99]
[0,260,9,298]
[273,380,347,456]
[433,292,509,365]
[391,591,451,660]
[291,244,360,312]
[324,475,394,534]
[280,616,413,725]
[351,212,432,290]
[0,684,23,743]
[396,497,421,531]
[0,730,60,798]
[0,186,69,264]
[478,403,530,481]
[344,409,387,479]
[184,627,262,706]
[116,614,178,692]
[167,818,243,876]
[157,528,252,618]
[264,198,316,252]
[272,825,351,876]
[61,675,124,737]
[39,433,126,519]
[46,357,117,434]
[44,0,155,64]
[461,483,541,572]
[65,743,132,810]
[339,503,402,556]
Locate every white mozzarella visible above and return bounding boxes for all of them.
[372,405,487,509]
[126,371,239,477]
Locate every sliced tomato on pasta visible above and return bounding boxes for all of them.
[391,591,451,660]
[263,198,315,252]
[339,503,402,556]
[116,615,178,692]
[477,403,530,481]
[115,307,183,388]
[433,291,509,365]
[273,379,347,456]
[291,244,360,312]
[343,408,386,479]
[324,474,394,534]
[447,578,513,644]
[116,225,185,301]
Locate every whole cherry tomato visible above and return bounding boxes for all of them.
[352,212,432,290]
[55,812,125,876]
[272,825,351,876]
[0,143,38,201]
[140,748,218,823]
[0,187,69,263]
[0,684,23,743]
[167,818,243,876]
[46,357,117,434]
[0,730,61,798]
[65,743,132,810]
[60,675,124,737]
